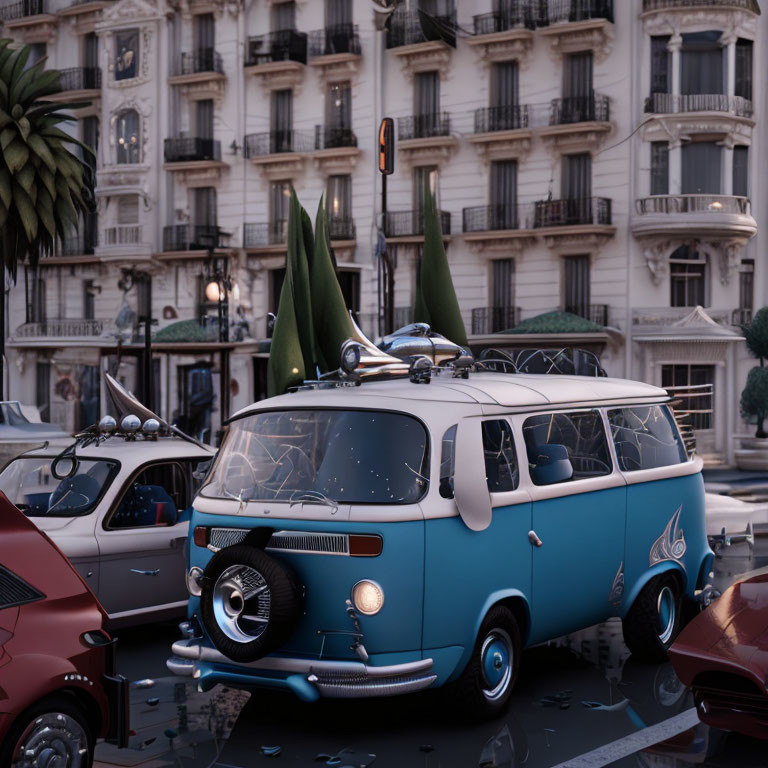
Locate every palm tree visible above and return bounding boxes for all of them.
[0,38,95,397]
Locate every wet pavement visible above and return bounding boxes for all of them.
[96,532,768,768]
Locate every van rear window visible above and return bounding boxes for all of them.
[608,406,687,472]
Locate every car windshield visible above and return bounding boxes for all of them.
[0,456,118,517]
[201,409,429,505]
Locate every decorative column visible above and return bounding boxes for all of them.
[723,143,734,195]
[668,140,682,195]
[723,33,737,99]
[668,34,681,96]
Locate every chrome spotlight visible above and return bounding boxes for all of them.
[121,414,141,434]
[143,418,160,435]
[98,415,117,433]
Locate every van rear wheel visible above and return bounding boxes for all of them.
[443,606,521,720]
[622,573,681,663]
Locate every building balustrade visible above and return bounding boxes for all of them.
[635,195,751,216]
[314,126,357,150]
[732,308,753,326]
[244,130,314,157]
[463,205,528,232]
[59,231,96,256]
[471,306,520,335]
[243,221,287,248]
[308,24,361,57]
[564,303,609,326]
[474,105,530,133]
[547,0,613,23]
[550,94,610,125]
[383,210,451,237]
[58,67,101,91]
[644,93,753,117]
[177,49,224,75]
[163,224,219,251]
[472,4,540,34]
[386,5,456,49]
[15,319,104,338]
[642,0,759,11]
[328,217,355,240]
[0,0,45,20]
[103,225,141,246]
[164,137,221,163]
[397,112,451,141]
[533,197,612,227]
[246,30,308,67]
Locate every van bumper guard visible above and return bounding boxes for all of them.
[168,638,436,699]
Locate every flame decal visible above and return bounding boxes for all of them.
[649,505,687,567]
[609,562,625,608]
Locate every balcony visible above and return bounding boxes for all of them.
[57,230,97,259]
[386,6,455,79]
[14,319,106,340]
[46,67,101,101]
[0,0,56,41]
[244,130,313,178]
[162,224,220,253]
[245,30,307,91]
[56,0,111,34]
[642,0,759,12]
[94,224,148,260]
[632,195,757,240]
[163,138,226,184]
[467,105,532,160]
[462,204,536,255]
[537,0,613,63]
[313,126,360,174]
[533,197,615,250]
[645,93,753,118]
[102,225,141,245]
[471,306,521,335]
[168,49,226,101]
[564,304,609,327]
[308,24,361,81]
[397,112,456,166]
[468,5,537,65]
[538,94,611,151]
[245,218,355,259]
[383,210,451,243]
[328,216,356,242]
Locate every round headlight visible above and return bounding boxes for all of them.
[121,414,141,434]
[351,580,384,616]
[98,415,117,434]
[340,341,362,374]
[186,566,204,597]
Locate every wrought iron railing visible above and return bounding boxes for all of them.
[163,224,219,251]
[328,217,356,240]
[244,130,314,157]
[314,125,357,149]
[244,221,287,248]
[471,306,520,334]
[533,197,612,227]
[383,210,451,237]
[644,92,753,117]
[58,67,101,91]
[308,24,361,57]
[564,303,609,326]
[463,205,527,232]
[59,231,97,256]
[546,0,614,23]
[102,225,141,246]
[386,5,456,48]
[397,112,451,140]
[164,137,221,162]
[474,105,530,133]
[550,94,610,124]
[642,0,759,11]
[0,0,45,21]
[635,195,751,216]
[15,319,104,338]
[473,2,542,34]
[732,308,753,327]
[246,30,308,66]
[177,49,224,75]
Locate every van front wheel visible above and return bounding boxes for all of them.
[443,606,521,719]
[622,574,681,663]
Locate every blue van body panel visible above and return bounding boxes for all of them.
[422,504,532,673]
[622,471,710,610]
[188,509,425,659]
[528,486,626,645]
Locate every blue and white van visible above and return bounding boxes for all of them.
[168,368,713,717]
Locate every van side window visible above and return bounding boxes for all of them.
[523,411,612,483]
[608,406,687,471]
[439,425,456,499]
[481,420,518,492]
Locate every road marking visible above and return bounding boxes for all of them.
[548,708,700,768]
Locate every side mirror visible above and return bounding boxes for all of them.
[530,444,573,486]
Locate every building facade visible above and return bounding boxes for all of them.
[0,0,763,461]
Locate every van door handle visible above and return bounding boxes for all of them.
[130,568,160,576]
[528,530,543,548]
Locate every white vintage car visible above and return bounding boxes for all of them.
[0,426,214,627]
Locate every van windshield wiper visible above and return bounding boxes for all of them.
[289,490,339,515]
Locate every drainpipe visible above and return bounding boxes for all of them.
[624,4,637,380]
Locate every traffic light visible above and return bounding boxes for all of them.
[379,117,394,175]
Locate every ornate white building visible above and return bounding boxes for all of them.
[0,0,763,461]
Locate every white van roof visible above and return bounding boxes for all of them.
[233,372,669,418]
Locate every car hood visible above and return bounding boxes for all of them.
[673,570,768,688]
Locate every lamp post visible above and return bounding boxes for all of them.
[203,253,232,343]
[118,268,155,411]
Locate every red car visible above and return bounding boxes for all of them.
[670,570,768,740]
[0,492,128,767]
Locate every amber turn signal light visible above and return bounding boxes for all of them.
[193,526,209,548]
[349,534,383,557]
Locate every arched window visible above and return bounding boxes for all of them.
[670,244,708,308]
[116,110,140,164]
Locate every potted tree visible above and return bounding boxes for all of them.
[735,308,768,469]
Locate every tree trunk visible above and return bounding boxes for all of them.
[757,415,766,439]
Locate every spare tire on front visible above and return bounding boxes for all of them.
[199,544,304,663]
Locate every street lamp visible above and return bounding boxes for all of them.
[203,254,232,343]
[117,268,155,411]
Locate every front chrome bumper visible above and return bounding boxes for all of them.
[168,638,437,699]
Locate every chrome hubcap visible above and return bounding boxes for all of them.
[12,713,88,768]
[212,564,271,643]
[480,629,513,702]
[657,585,676,645]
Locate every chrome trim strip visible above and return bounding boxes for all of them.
[313,674,438,698]
[171,638,433,678]
[207,528,351,556]
[166,655,195,676]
